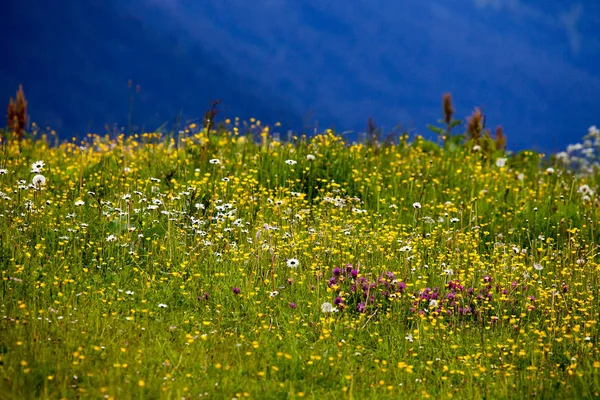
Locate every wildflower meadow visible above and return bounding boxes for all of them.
[1,94,600,399]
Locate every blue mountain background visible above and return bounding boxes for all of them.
[1,0,599,151]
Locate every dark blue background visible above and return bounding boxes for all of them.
[2,0,599,151]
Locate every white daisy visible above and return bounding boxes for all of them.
[31,160,45,173]
[287,258,300,268]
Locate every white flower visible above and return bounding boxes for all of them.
[286,258,300,268]
[125,290,134,296]
[495,158,507,168]
[443,268,454,276]
[285,159,297,165]
[412,202,421,209]
[158,303,167,308]
[545,167,555,174]
[429,299,438,308]
[106,234,117,242]
[32,174,46,189]
[578,185,593,195]
[405,333,414,342]
[74,200,85,206]
[31,160,45,172]
[472,145,481,152]
[450,217,459,223]
[150,177,161,183]
[321,302,338,313]
[533,263,543,271]
[517,173,524,181]
[209,159,221,164]
[0,169,7,175]
[555,152,569,163]
[306,154,316,160]
[269,291,279,298]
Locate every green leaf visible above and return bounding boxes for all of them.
[426,124,445,135]
[450,120,462,128]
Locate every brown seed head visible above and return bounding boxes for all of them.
[495,125,506,150]
[7,85,27,140]
[443,93,454,125]
[467,107,483,140]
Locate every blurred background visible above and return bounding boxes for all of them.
[1,0,599,151]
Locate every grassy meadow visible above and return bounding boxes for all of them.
[1,115,600,399]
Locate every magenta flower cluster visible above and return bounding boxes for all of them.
[326,265,406,313]
[326,266,540,324]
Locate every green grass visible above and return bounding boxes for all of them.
[0,123,599,399]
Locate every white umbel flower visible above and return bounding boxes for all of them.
[321,302,338,313]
